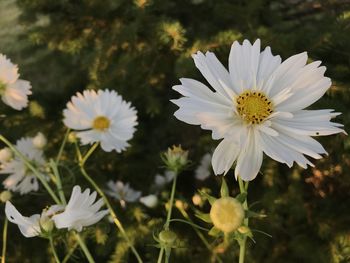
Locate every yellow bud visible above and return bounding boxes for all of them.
[210,197,244,233]
[68,132,77,143]
[159,230,177,245]
[192,194,203,206]
[0,191,12,202]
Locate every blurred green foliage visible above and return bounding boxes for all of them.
[0,0,350,262]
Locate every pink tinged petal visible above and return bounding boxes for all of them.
[192,51,234,101]
[235,129,263,181]
[211,137,240,175]
[264,52,308,97]
[256,46,281,89]
[2,80,32,110]
[5,201,40,237]
[229,39,261,93]
[0,54,19,84]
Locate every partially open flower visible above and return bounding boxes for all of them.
[209,197,244,233]
[162,145,189,172]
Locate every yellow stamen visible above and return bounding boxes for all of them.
[92,116,110,131]
[236,90,273,124]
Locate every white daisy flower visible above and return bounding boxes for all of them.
[52,185,108,232]
[0,137,46,195]
[5,201,63,238]
[63,89,138,153]
[154,170,175,187]
[195,153,212,181]
[106,180,141,207]
[32,132,47,149]
[140,194,158,208]
[172,39,345,181]
[0,54,32,110]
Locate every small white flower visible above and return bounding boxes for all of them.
[0,147,12,163]
[5,201,63,238]
[154,170,175,187]
[106,180,141,207]
[32,132,47,149]
[195,153,212,181]
[140,195,158,208]
[0,137,45,195]
[172,39,345,181]
[63,89,138,153]
[52,185,108,232]
[0,54,32,110]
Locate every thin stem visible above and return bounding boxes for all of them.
[157,248,164,263]
[74,233,95,263]
[238,176,249,263]
[50,159,67,205]
[77,144,142,263]
[56,129,70,164]
[164,171,178,229]
[0,135,60,204]
[1,218,8,263]
[62,241,78,263]
[49,236,61,263]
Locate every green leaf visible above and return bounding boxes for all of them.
[220,177,229,197]
[208,227,221,237]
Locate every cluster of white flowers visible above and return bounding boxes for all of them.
[5,185,108,237]
[0,133,47,195]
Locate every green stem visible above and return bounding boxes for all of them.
[238,176,249,263]
[49,236,61,263]
[77,144,142,263]
[0,135,60,204]
[157,248,164,263]
[164,171,178,229]
[56,129,70,164]
[1,218,8,263]
[62,241,78,263]
[50,159,67,205]
[74,233,95,263]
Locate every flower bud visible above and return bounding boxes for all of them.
[192,194,203,206]
[159,230,177,246]
[0,148,12,163]
[209,197,244,233]
[140,195,158,208]
[0,191,12,202]
[39,216,54,233]
[33,132,47,149]
[162,145,189,172]
[68,132,77,143]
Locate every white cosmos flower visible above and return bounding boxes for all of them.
[5,201,63,238]
[63,89,138,153]
[0,54,32,110]
[106,180,141,207]
[195,153,212,181]
[52,185,108,232]
[0,137,45,194]
[172,39,345,181]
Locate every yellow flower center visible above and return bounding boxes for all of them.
[236,90,273,124]
[92,116,110,131]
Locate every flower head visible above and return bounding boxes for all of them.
[0,137,46,194]
[0,54,31,110]
[52,185,108,232]
[63,89,138,153]
[105,180,141,207]
[172,39,345,181]
[5,201,63,238]
[161,145,189,172]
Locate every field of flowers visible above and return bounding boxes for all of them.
[0,0,349,262]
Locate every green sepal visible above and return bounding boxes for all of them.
[245,210,267,219]
[220,177,229,197]
[198,190,216,205]
[195,211,212,223]
[235,192,247,203]
[208,227,221,237]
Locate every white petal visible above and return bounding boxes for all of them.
[256,46,281,89]
[2,80,32,110]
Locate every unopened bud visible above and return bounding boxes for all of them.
[39,216,54,233]
[68,132,77,143]
[159,230,177,246]
[210,197,244,233]
[0,148,12,163]
[162,145,189,171]
[0,191,12,202]
[33,132,47,149]
[192,194,203,206]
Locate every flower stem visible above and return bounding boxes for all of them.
[62,241,78,263]
[157,248,164,263]
[164,171,178,229]
[56,128,70,164]
[1,218,8,263]
[0,135,60,204]
[238,176,249,263]
[49,236,61,263]
[50,159,67,205]
[77,144,142,263]
[74,233,95,263]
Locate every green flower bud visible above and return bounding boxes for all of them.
[159,230,177,246]
[210,197,244,233]
[162,145,189,171]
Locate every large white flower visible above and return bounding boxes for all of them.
[63,89,138,153]
[5,201,63,238]
[172,39,345,181]
[106,180,141,207]
[0,137,45,194]
[0,54,31,110]
[52,185,108,232]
